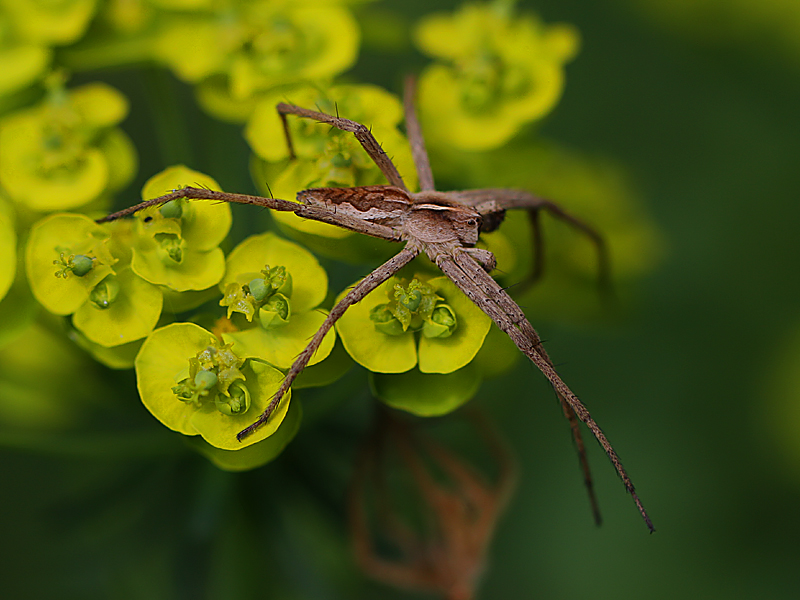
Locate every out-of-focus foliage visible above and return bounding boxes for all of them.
[0,77,135,212]
[415,0,579,151]
[624,0,800,62]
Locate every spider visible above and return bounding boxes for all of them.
[100,79,653,532]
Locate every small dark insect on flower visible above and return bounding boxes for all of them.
[100,77,653,532]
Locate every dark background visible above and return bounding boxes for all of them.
[3,1,800,598]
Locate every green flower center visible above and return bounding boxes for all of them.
[172,340,251,416]
[155,233,183,263]
[53,252,95,278]
[369,279,459,338]
[220,264,293,328]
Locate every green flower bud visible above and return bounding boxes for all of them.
[395,285,423,312]
[172,373,216,407]
[258,293,291,329]
[248,277,270,302]
[172,378,195,402]
[423,304,458,339]
[53,252,95,278]
[264,294,289,320]
[370,303,406,336]
[194,369,218,390]
[89,275,120,309]
[262,265,293,297]
[71,254,94,276]
[159,199,183,219]
[214,381,251,416]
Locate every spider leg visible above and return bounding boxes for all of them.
[96,186,299,223]
[237,242,421,441]
[430,243,653,532]
[450,249,601,525]
[528,208,545,288]
[452,189,611,294]
[402,75,435,192]
[277,102,407,191]
[98,186,403,243]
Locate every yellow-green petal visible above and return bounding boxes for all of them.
[3,0,98,45]
[131,245,226,292]
[223,309,335,369]
[370,365,481,417]
[0,113,110,210]
[187,398,302,472]
[69,82,129,127]
[222,232,327,314]
[136,322,216,436]
[0,200,16,301]
[73,268,163,347]
[26,213,115,315]
[152,16,223,83]
[0,45,51,96]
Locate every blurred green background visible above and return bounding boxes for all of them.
[3,0,800,598]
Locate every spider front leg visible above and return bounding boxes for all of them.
[429,243,653,531]
[99,185,403,243]
[277,102,407,191]
[237,242,421,441]
[453,189,610,294]
[96,186,300,223]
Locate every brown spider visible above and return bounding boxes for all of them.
[100,79,653,532]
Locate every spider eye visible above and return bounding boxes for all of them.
[467,219,477,226]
